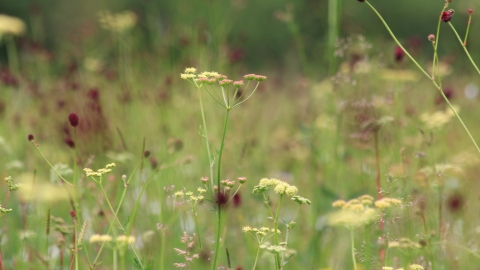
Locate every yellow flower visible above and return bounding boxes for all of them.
[116,235,135,244]
[0,14,26,36]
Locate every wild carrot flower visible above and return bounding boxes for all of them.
[408,264,424,270]
[0,15,26,36]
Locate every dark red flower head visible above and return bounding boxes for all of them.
[394,46,405,62]
[441,11,453,22]
[70,210,77,218]
[68,113,79,127]
[468,9,474,15]
[216,191,228,208]
[28,134,34,141]
[65,137,75,148]
[358,0,365,2]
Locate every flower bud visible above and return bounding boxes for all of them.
[68,113,79,127]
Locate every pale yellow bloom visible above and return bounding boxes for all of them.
[0,14,26,36]
[116,235,135,244]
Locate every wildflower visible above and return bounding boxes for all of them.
[0,15,26,36]
[200,177,209,184]
[428,34,435,42]
[233,80,244,87]
[394,46,405,62]
[383,267,394,270]
[105,163,116,168]
[285,186,298,197]
[216,191,228,207]
[68,113,79,127]
[70,210,76,218]
[328,208,377,230]
[254,75,267,81]
[242,226,252,233]
[180,73,196,80]
[468,9,474,15]
[292,195,311,205]
[233,192,242,207]
[274,182,289,195]
[332,200,346,208]
[244,74,257,80]
[447,193,464,213]
[358,0,365,2]
[374,199,391,209]
[89,234,112,243]
[238,177,246,184]
[184,67,196,73]
[408,264,424,270]
[219,79,233,86]
[117,235,135,244]
[441,11,453,22]
[174,191,184,197]
[197,188,206,193]
[0,206,12,218]
[28,134,34,141]
[64,137,75,148]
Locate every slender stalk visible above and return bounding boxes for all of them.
[448,22,480,74]
[99,183,145,269]
[252,246,261,270]
[464,14,472,46]
[192,205,202,249]
[364,1,480,156]
[432,5,448,80]
[211,108,231,270]
[273,195,283,270]
[31,142,73,186]
[197,87,215,191]
[113,248,118,270]
[350,230,358,270]
[6,35,19,74]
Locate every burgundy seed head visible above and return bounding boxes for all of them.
[394,46,405,62]
[216,191,228,208]
[87,88,100,101]
[441,11,452,22]
[150,157,158,169]
[65,137,75,148]
[70,210,76,218]
[28,134,34,141]
[233,192,242,207]
[468,9,474,15]
[68,113,79,127]
[447,193,464,213]
[143,150,151,158]
[358,0,365,2]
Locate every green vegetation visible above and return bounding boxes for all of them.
[1,0,480,269]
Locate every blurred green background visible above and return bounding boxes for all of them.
[1,0,479,75]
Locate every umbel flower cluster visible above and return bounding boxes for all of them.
[329,195,402,230]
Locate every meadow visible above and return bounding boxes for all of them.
[1,0,480,269]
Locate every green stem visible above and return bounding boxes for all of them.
[464,15,472,46]
[364,1,432,80]
[448,22,480,74]
[217,109,230,188]
[252,246,260,270]
[31,142,73,186]
[432,5,447,80]
[211,108,230,270]
[364,1,480,156]
[6,35,19,74]
[99,183,145,269]
[274,195,283,270]
[327,0,339,75]
[197,87,215,191]
[113,248,118,270]
[350,230,358,270]
[192,205,202,249]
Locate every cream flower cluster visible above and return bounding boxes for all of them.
[0,14,26,36]
[253,178,298,197]
[84,163,116,178]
